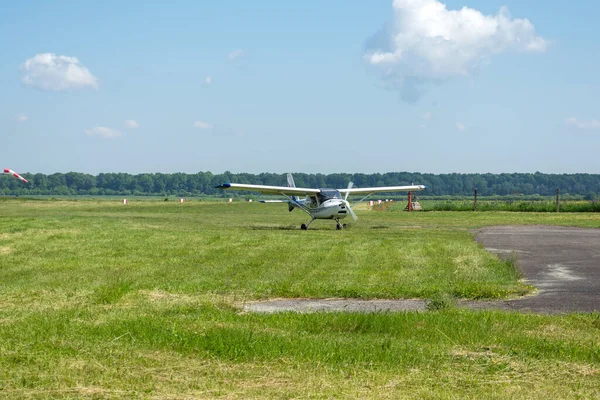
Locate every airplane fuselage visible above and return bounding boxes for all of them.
[308,198,348,220]
[294,189,349,220]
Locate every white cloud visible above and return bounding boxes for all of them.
[456,122,466,131]
[125,119,139,129]
[193,121,212,129]
[365,0,547,100]
[228,49,244,60]
[84,126,121,139]
[205,76,212,85]
[15,113,28,122]
[565,117,600,130]
[21,53,98,91]
[419,112,432,128]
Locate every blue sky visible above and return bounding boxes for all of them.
[1,0,599,175]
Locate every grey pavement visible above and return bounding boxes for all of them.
[474,225,600,313]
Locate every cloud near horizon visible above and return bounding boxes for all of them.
[21,53,98,92]
[125,120,139,129]
[15,113,28,122]
[84,126,121,139]
[565,117,600,130]
[228,49,244,60]
[365,0,548,101]
[193,120,212,129]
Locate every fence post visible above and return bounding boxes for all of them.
[473,188,478,211]
[556,188,560,213]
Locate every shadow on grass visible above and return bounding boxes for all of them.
[248,225,301,231]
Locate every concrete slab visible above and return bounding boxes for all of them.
[243,299,426,313]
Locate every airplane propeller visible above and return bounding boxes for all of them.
[344,182,352,201]
[344,182,359,221]
[347,203,358,221]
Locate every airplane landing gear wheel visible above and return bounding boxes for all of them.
[343,224,348,228]
[336,224,342,230]
[301,224,307,230]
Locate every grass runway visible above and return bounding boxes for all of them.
[1,199,599,398]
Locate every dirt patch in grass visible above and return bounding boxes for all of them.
[0,246,13,254]
[137,290,233,307]
[141,290,201,304]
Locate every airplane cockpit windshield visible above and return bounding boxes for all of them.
[317,189,342,203]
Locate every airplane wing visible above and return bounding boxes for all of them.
[339,185,426,196]
[215,183,319,196]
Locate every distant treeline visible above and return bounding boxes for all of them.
[1,171,599,198]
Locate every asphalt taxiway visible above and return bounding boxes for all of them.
[473,225,600,313]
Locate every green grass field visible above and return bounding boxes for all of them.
[1,199,599,399]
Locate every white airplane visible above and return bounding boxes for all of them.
[216,173,426,230]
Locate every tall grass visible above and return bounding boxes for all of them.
[390,199,600,212]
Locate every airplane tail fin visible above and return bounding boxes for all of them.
[287,173,299,212]
[261,173,300,212]
[287,173,296,188]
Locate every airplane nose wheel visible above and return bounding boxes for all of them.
[335,219,343,230]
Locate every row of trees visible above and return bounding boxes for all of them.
[1,171,600,198]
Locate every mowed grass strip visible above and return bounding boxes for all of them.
[1,199,600,398]
[1,200,529,300]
